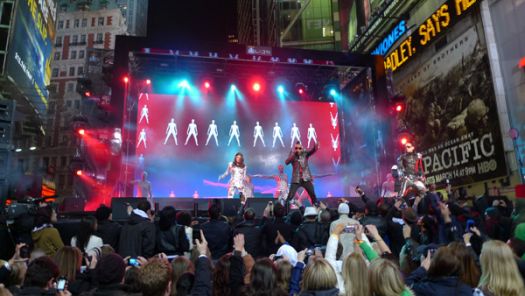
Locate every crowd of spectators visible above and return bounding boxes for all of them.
[1,187,525,296]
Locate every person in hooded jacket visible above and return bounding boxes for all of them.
[118,200,156,258]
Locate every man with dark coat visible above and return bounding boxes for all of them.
[293,207,327,251]
[118,200,156,258]
[201,203,232,260]
[95,205,121,251]
[260,203,295,256]
[233,208,261,257]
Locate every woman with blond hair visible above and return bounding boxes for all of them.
[300,258,339,296]
[342,253,369,296]
[369,258,413,296]
[475,240,525,296]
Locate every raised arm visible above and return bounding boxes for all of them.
[285,150,296,165]
[306,142,319,157]
[219,163,232,180]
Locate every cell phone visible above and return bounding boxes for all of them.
[429,248,436,258]
[273,255,283,261]
[344,225,356,233]
[128,257,140,267]
[56,277,67,291]
[466,219,475,233]
[19,245,30,259]
[306,249,314,256]
[166,255,177,261]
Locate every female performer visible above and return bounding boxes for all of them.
[219,152,248,199]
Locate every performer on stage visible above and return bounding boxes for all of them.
[218,152,248,199]
[396,142,426,197]
[285,141,319,208]
[253,164,289,204]
[131,172,153,207]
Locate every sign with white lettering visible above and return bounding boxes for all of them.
[371,20,406,56]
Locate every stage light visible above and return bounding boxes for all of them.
[178,80,190,89]
[230,84,237,91]
[252,82,261,92]
[204,81,211,89]
[146,79,151,85]
[78,129,85,136]
[84,91,91,97]
[298,88,304,95]
[15,148,22,152]
[76,170,83,176]
[123,76,129,83]
[29,146,36,151]
[400,137,408,145]
[277,85,285,94]
[395,103,404,112]
[330,89,337,96]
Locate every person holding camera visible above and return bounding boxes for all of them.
[329,203,359,257]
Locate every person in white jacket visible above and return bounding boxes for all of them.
[71,216,103,256]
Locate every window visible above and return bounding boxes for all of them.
[74,100,80,110]
[81,18,87,27]
[52,68,59,78]
[60,156,67,167]
[66,100,72,108]
[72,35,78,44]
[77,66,84,75]
[78,50,85,59]
[70,50,76,59]
[80,34,86,44]
[67,82,75,92]
[55,36,62,46]
[59,174,65,188]
[53,52,60,60]
[65,19,70,28]
[98,17,104,26]
[58,20,64,29]
[74,18,79,28]
[96,33,103,42]
[69,67,75,76]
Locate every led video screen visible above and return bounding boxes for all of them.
[135,92,342,198]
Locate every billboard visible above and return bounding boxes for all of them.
[393,15,507,185]
[5,0,56,118]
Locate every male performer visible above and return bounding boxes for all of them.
[290,123,301,147]
[272,122,285,148]
[139,105,149,124]
[228,120,241,146]
[131,172,153,208]
[184,119,199,146]
[285,141,319,208]
[253,121,266,147]
[164,118,178,145]
[307,123,317,148]
[396,142,426,197]
[205,120,219,146]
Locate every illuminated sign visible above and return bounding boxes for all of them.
[371,20,406,56]
[384,0,479,72]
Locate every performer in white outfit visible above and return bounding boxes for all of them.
[228,120,241,147]
[330,111,338,129]
[290,123,301,147]
[253,121,266,147]
[272,122,285,148]
[164,118,178,145]
[219,152,247,199]
[184,119,199,146]
[138,92,149,101]
[131,172,153,208]
[139,105,149,124]
[205,120,219,146]
[331,134,339,151]
[252,164,289,204]
[307,123,318,148]
[137,128,147,148]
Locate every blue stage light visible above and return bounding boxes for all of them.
[178,80,190,89]
[230,84,237,91]
[330,89,337,96]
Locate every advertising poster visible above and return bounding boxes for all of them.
[5,0,56,117]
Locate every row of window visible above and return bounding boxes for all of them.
[57,16,111,30]
[54,50,85,61]
[51,66,84,78]
[55,33,105,47]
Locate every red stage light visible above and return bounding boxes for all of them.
[204,81,211,89]
[123,76,129,83]
[252,82,261,92]
[298,88,304,95]
[146,79,151,85]
[76,170,83,176]
[84,91,91,97]
[395,103,404,112]
[78,129,85,136]
[400,137,408,145]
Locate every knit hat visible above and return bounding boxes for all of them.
[276,244,298,267]
[96,253,126,285]
[338,203,349,215]
[514,223,525,241]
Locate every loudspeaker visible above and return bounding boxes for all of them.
[61,197,86,212]
[111,197,147,221]
[220,199,241,217]
[155,198,195,212]
[245,198,275,217]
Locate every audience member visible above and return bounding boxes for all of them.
[31,206,64,257]
[369,258,413,296]
[139,258,173,296]
[170,256,194,295]
[300,258,339,296]
[201,204,232,260]
[260,203,295,256]
[19,256,60,296]
[329,203,359,257]
[95,205,121,251]
[118,200,156,258]
[234,208,261,257]
[89,253,128,296]
[293,207,327,251]
[156,206,190,256]
[71,216,103,256]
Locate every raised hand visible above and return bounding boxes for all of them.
[195,230,209,256]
